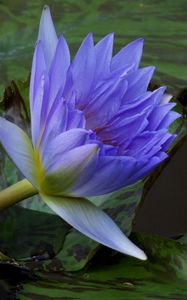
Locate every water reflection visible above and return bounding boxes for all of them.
[0,0,187,97]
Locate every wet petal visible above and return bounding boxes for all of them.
[41,194,147,260]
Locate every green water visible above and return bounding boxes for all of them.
[0,0,187,98]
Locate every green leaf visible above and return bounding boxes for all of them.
[17,233,187,300]
[0,206,70,264]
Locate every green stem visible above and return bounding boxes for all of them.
[0,179,38,210]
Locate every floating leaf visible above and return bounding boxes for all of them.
[0,206,70,264]
[17,233,187,300]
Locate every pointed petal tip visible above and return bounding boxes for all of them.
[43,4,50,10]
[161,93,173,104]
[42,194,148,262]
[41,5,52,19]
[82,32,94,46]
[134,248,147,261]
[40,4,53,25]
[108,32,114,38]
[120,239,147,261]
[88,32,94,40]
[131,37,144,45]
[139,37,144,42]
[145,65,155,76]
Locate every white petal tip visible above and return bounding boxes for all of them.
[137,250,147,261]
[132,248,147,261]
[123,245,147,261]
[161,93,173,104]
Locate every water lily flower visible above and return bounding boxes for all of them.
[0,6,180,261]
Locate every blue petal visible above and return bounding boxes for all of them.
[41,194,147,260]
[147,103,176,131]
[71,33,96,108]
[85,78,128,129]
[158,111,180,129]
[118,87,166,118]
[41,128,92,169]
[111,38,144,72]
[41,144,99,194]
[70,156,137,196]
[31,72,49,148]
[126,154,167,185]
[30,41,46,111]
[0,118,36,186]
[38,5,58,67]
[40,101,86,148]
[122,66,155,103]
[94,33,114,79]
[47,35,70,112]
[125,129,174,159]
[98,112,148,148]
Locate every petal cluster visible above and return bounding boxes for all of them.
[28,7,179,198]
[0,6,180,260]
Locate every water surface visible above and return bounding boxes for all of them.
[0,0,187,97]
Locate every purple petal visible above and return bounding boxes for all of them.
[0,118,36,186]
[41,128,92,168]
[71,33,96,109]
[147,103,176,131]
[158,111,180,129]
[40,101,86,148]
[41,194,147,260]
[126,154,167,185]
[111,38,144,72]
[85,78,128,129]
[122,66,155,103]
[46,35,70,112]
[30,41,46,111]
[98,112,148,148]
[31,72,49,148]
[125,130,168,158]
[38,5,58,67]
[70,156,137,196]
[41,144,99,194]
[94,33,114,79]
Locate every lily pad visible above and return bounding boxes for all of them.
[17,233,187,300]
[0,206,70,263]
